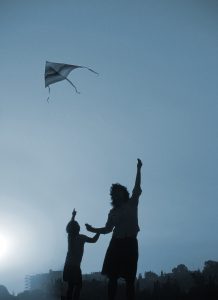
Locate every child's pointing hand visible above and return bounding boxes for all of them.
[72,209,77,219]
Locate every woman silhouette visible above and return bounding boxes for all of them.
[86,159,142,300]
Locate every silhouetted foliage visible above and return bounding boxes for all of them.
[2,260,218,299]
[0,285,15,300]
[16,289,46,300]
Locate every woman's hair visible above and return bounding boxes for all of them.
[110,183,130,208]
[66,220,80,235]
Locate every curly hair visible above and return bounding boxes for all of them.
[110,183,130,208]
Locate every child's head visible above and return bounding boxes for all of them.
[66,220,80,235]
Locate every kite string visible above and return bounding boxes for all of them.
[65,77,80,94]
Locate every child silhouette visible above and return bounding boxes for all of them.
[63,209,100,300]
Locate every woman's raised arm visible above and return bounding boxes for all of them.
[130,159,142,205]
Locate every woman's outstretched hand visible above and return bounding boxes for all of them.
[85,223,94,232]
[137,158,142,169]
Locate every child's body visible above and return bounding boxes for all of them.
[63,210,100,300]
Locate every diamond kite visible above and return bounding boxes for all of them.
[45,61,98,101]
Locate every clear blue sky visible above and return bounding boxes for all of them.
[0,0,218,294]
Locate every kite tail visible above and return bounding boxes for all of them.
[65,77,80,94]
[47,85,50,102]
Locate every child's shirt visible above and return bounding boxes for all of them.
[66,234,90,267]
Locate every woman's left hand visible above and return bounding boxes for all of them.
[85,223,94,232]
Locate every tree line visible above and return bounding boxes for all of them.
[1,260,218,300]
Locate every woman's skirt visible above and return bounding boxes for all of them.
[102,237,138,280]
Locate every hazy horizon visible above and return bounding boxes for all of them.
[0,0,218,294]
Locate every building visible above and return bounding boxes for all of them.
[25,269,62,291]
[25,270,106,291]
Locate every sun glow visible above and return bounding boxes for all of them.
[0,233,12,260]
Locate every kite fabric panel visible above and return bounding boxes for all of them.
[44,61,98,101]
[45,62,80,87]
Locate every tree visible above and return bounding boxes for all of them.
[0,285,14,300]
[172,264,189,274]
[172,264,193,292]
[144,271,159,281]
[203,260,218,283]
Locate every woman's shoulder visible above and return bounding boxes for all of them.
[109,207,117,215]
[107,208,117,220]
[108,207,123,218]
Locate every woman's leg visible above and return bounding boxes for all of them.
[108,276,118,300]
[125,238,138,300]
[73,284,81,300]
[66,282,74,300]
[126,278,135,300]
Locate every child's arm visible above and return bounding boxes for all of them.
[71,208,77,220]
[84,233,100,243]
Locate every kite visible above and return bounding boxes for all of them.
[45,61,98,101]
